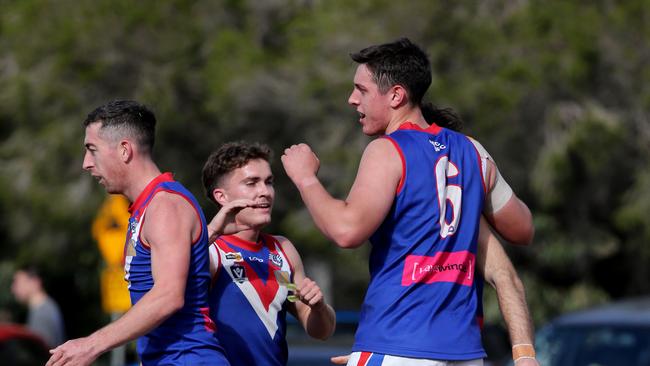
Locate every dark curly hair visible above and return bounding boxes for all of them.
[202,141,272,204]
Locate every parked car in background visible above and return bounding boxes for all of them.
[533,297,650,366]
[0,323,50,366]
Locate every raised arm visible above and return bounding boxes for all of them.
[279,236,336,340]
[476,217,538,366]
[47,192,197,366]
[281,139,400,248]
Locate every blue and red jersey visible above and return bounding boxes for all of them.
[352,123,487,360]
[208,234,294,366]
[124,172,228,365]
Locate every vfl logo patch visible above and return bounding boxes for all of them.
[225,252,243,262]
[401,251,474,287]
[429,139,447,152]
[269,253,283,267]
[230,264,247,283]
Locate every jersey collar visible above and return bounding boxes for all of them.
[396,121,442,135]
[220,234,266,251]
[128,172,174,214]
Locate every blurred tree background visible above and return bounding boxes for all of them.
[0,0,648,349]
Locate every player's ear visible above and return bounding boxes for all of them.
[213,188,228,206]
[119,140,133,163]
[389,85,408,108]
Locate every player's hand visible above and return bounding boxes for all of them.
[46,337,99,366]
[296,277,325,309]
[207,199,256,241]
[331,354,350,365]
[281,144,320,188]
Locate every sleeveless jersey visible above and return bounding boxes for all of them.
[351,123,487,360]
[208,234,294,366]
[124,172,228,365]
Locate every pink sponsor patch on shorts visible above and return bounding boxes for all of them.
[402,251,475,286]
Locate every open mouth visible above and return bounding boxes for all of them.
[252,202,271,209]
[358,111,366,120]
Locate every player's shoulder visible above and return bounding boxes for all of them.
[362,135,403,160]
[268,235,302,260]
[147,190,196,217]
[268,234,294,249]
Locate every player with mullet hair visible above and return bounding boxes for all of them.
[47,100,230,366]
[282,38,538,366]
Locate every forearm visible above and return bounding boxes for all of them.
[87,287,182,356]
[304,302,336,340]
[491,269,534,345]
[478,218,535,347]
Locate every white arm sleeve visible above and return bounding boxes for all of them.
[468,137,513,213]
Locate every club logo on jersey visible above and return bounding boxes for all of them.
[230,264,248,283]
[127,217,138,237]
[126,240,136,256]
[269,253,283,267]
[225,252,243,262]
[429,139,447,152]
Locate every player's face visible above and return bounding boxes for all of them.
[348,64,393,136]
[221,159,275,229]
[82,123,125,194]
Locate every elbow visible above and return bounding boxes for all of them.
[488,267,514,289]
[512,225,535,246]
[308,322,336,341]
[332,232,365,249]
[165,295,185,315]
[501,221,535,246]
[310,328,334,341]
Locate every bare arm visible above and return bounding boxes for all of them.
[484,192,534,246]
[476,217,539,365]
[206,198,257,242]
[281,139,400,248]
[47,193,197,366]
[280,236,336,340]
[470,137,534,245]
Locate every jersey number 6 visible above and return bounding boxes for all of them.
[435,156,461,238]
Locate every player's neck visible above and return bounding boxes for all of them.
[28,291,47,308]
[385,107,428,134]
[124,160,163,203]
[233,229,262,245]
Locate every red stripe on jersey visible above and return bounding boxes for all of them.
[382,136,406,195]
[200,307,217,333]
[357,352,372,366]
[397,121,442,135]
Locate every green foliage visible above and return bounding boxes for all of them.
[0,0,649,341]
